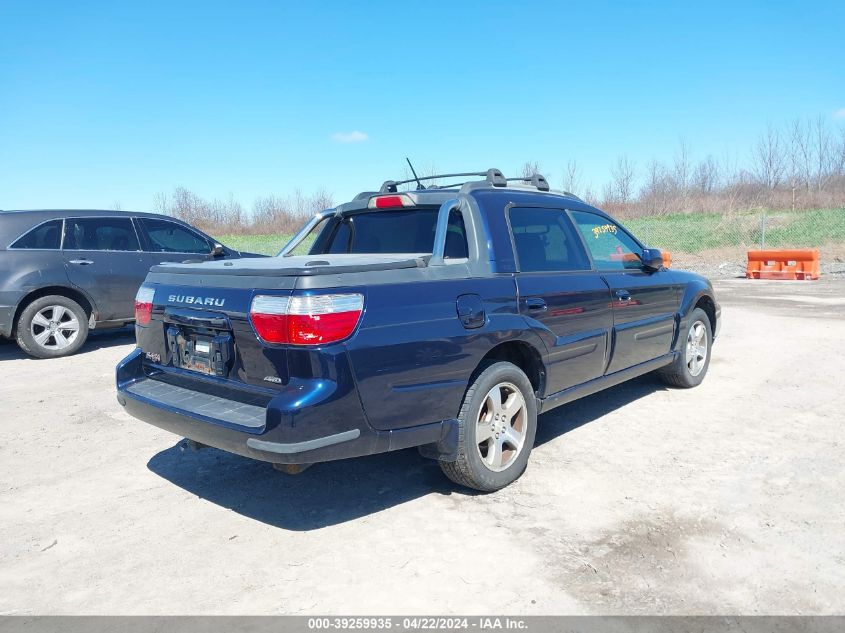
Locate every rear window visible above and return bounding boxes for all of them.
[10,219,63,250]
[310,208,468,257]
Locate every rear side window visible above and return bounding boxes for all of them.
[137,218,210,254]
[443,210,468,259]
[508,207,589,272]
[10,219,63,249]
[64,218,140,251]
[570,210,643,270]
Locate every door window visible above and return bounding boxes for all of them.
[10,219,63,249]
[570,211,643,271]
[138,218,211,254]
[63,218,140,251]
[508,207,589,272]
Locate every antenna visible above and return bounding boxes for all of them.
[405,157,425,190]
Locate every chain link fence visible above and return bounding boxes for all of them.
[621,208,845,277]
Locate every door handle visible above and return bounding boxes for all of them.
[68,259,94,265]
[525,298,547,312]
[615,290,631,301]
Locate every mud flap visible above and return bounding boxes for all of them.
[417,419,459,462]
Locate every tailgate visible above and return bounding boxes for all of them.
[136,280,294,391]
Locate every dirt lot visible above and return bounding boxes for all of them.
[1,277,844,615]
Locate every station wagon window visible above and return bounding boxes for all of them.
[10,219,63,250]
[570,210,643,271]
[508,207,590,272]
[137,218,210,254]
[63,217,140,251]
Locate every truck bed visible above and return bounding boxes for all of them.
[151,253,429,277]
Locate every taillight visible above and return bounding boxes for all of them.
[368,194,413,209]
[134,286,155,326]
[250,293,364,345]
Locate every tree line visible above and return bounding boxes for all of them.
[152,187,333,234]
[558,115,845,218]
[152,114,845,234]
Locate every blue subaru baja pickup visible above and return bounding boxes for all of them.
[117,169,720,491]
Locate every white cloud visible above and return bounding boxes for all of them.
[331,130,369,143]
[834,108,845,120]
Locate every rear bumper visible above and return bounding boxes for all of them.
[116,349,457,464]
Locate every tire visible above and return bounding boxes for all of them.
[658,307,712,388]
[16,295,89,359]
[440,361,538,492]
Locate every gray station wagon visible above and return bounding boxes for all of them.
[0,209,262,358]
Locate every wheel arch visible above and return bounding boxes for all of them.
[12,286,95,335]
[473,340,547,398]
[694,294,717,334]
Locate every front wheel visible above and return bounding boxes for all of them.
[658,307,713,388]
[440,361,538,492]
[16,295,89,359]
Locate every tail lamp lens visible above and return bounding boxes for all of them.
[134,286,155,325]
[250,293,364,345]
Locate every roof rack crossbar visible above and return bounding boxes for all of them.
[376,167,569,196]
[380,172,484,193]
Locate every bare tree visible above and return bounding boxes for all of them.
[789,118,813,192]
[752,124,785,190]
[563,159,581,193]
[640,160,671,214]
[152,192,169,214]
[692,155,719,194]
[520,161,543,180]
[673,139,691,195]
[609,155,636,204]
[812,115,834,191]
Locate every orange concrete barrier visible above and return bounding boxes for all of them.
[746,249,820,280]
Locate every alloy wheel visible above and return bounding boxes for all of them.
[30,305,80,351]
[475,381,528,472]
[685,320,708,377]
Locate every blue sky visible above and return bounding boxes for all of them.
[1,0,843,211]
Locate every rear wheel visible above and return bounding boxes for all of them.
[16,295,89,359]
[440,361,537,492]
[658,307,712,388]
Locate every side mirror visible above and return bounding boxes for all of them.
[640,247,664,270]
[211,243,225,258]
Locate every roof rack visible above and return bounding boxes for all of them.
[380,168,507,193]
[375,167,582,200]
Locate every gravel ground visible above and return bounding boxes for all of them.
[1,277,843,615]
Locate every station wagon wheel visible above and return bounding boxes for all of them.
[16,295,89,359]
[475,382,528,472]
[440,360,538,492]
[30,305,81,351]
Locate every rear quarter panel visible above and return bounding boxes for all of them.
[346,274,543,431]
[0,250,81,335]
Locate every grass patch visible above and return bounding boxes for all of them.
[624,208,845,253]
[215,233,293,256]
